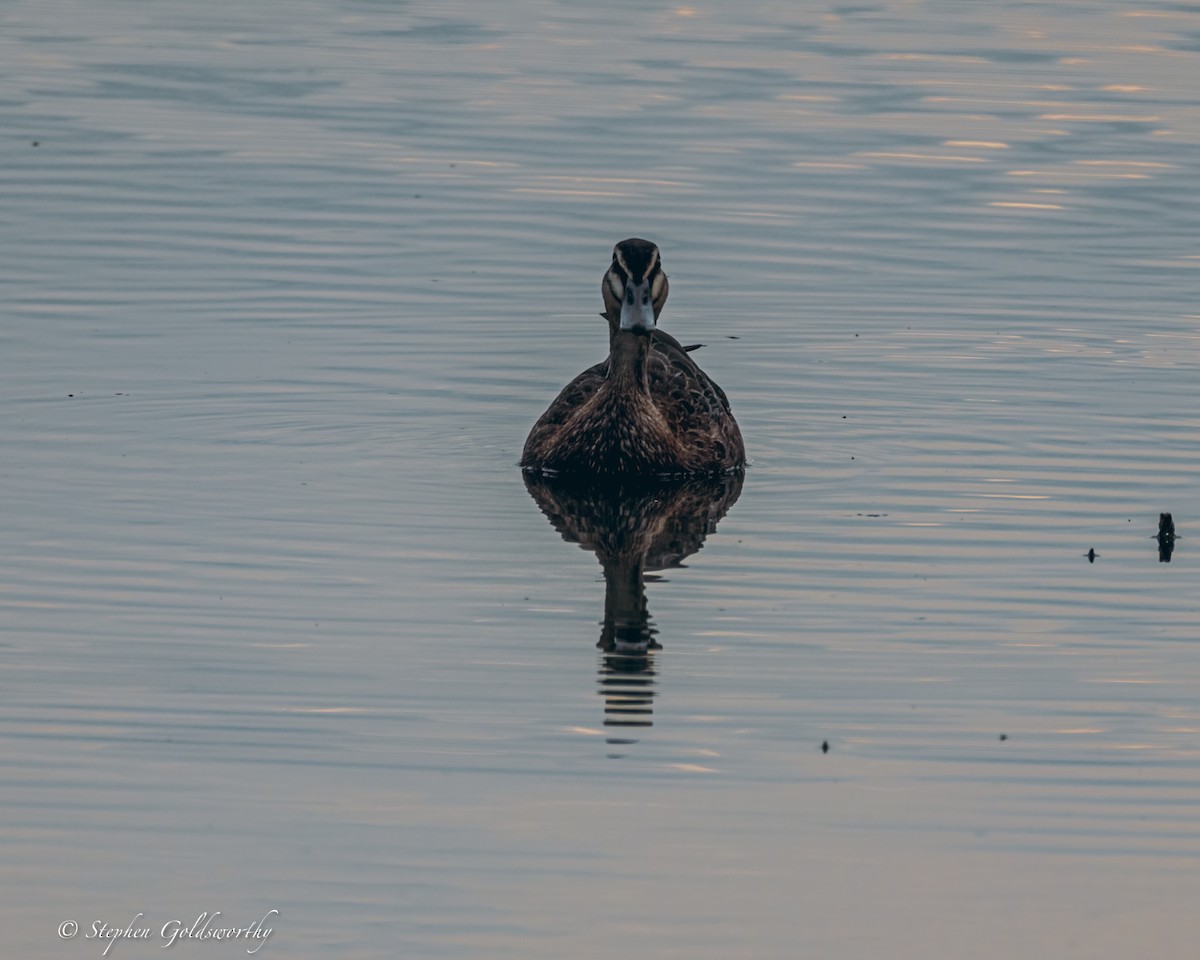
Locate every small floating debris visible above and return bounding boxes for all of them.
[821,740,829,754]
[1159,513,1175,538]
[1086,548,1097,563]
[999,733,1008,742]
[1157,512,1177,563]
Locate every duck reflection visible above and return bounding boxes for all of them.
[524,472,743,751]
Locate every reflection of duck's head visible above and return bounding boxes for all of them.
[602,238,669,335]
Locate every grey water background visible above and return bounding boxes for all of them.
[3,0,1200,957]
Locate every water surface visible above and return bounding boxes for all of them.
[3,1,1200,957]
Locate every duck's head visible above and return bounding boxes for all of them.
[602,238,669,334]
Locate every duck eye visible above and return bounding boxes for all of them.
[642,291,650,304]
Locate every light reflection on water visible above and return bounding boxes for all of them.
[2,0,1200,957]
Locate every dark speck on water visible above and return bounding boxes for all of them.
[1157,513,1177,563]
[3,1,1200,957]
[1158,513,1176,540]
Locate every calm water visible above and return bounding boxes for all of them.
[3,1,1200,957]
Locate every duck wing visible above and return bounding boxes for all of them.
[520,360,607,466]
[645,338,744,471]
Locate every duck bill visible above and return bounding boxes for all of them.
[619,280,657,333]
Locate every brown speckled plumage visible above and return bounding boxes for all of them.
[521,239,744,478]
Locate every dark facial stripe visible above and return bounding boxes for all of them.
[613,239,661,285]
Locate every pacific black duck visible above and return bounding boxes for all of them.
[520,239,744,477]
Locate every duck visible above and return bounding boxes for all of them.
[520,238,745,478]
